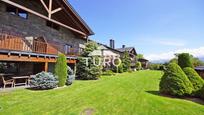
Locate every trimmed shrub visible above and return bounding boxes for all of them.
[178,53,193,69]
[66,66,75,86]
[66,75,75,85]
[55,54,68,87]
[127,69,133,73]
[30,72,58,89]
[159,63,193,97]
[183,67,204,97]
[102,70,116,76]
[136,62,142,70]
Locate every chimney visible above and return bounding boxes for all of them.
[110,39,115,49]
[122,45,125,48]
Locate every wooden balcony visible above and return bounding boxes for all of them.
[0,33,80,56]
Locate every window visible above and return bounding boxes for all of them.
[46,21,60,31]
[64,44,72,54]
[6,6,16,15]
[6,6,28,19]
[18,9,28,19]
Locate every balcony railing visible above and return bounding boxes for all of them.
[0,33,80,56]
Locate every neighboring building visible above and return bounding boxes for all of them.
[138,58,149,69]
[195,66,204,79]
[116,45,137,70]
[89,39,122,58]
[0,0,93,76]
[89,40,122,70]
[97,40,122,57]
[92,39,138,70]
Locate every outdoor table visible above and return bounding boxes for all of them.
[0,73,14,82]
[0,73,14,77]
[12,76,30,87]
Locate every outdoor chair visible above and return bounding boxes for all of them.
[1,76,14,88]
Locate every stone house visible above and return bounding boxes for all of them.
[116,45,137,70]
[0,0,93,78]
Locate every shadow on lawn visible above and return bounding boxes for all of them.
[26,87,55,91]
[146,91,204,105]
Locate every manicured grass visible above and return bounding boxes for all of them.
[0,71,204,115]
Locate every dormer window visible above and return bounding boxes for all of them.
[6,6,28,19]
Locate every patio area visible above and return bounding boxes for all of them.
[0,73,33,90]
[0,61,43,89]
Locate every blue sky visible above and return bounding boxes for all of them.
[69,0,204,61]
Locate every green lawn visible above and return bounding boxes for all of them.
[1,71,204,115]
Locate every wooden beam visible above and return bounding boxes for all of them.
[51,8,62,14]
[44,62,48,72]
[0,54,76,63]
[0,0,87,36]
[40,0,62,19]
[0,54,56,62]
[48,0,52,19]
[68,60,76,64]
[54,0,87,35]
[40,0,49,12]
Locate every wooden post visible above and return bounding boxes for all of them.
[48,0,53,19]
[44,62,48,72]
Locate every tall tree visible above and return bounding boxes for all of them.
[76,42,102,80]
[136,54,144,59]
[122,51,131,72]
[82,42,98,56]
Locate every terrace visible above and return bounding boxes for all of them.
[0,32,81,56]
[0,31,80,89]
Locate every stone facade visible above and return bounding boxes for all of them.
[0,1,87,48]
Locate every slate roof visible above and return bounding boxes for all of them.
[116,47,135,52]
[138,58,149,62]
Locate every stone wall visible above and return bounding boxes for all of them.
[0,1,86,48]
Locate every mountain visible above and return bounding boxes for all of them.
[150,56,204,64]
[198,57,204,62]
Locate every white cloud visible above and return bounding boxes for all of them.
[145,47,204,62]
